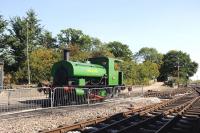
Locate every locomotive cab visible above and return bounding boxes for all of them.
[89,57,123,86]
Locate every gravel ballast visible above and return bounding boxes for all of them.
[0,97,161,133]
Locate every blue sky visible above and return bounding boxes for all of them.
[1,0,200,79]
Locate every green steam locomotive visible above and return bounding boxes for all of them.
[51,49,124,102]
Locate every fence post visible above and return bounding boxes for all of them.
[87,88,90,106]
[50,88,54,110]
[141,85,144,97]
[8,91,11,106]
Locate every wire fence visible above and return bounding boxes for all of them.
[0,86,140,115]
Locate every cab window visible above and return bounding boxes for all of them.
[114,61,120,71]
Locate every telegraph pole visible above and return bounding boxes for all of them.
[26,21,31,85]
[0,61,3,90]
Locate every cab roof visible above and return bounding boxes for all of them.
[89,56,123,62]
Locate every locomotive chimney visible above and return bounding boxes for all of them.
[64,49,70,61]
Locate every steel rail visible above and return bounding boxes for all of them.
[117,96,198,133]
[41,93,195,133]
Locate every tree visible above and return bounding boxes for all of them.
[0,15,7,33]
[0,47,15,70]
[90,37,102,50]
[39,30,57,48]
[142,61,160,80]
[57,28,97,51]
[78,34,92,51]
[14,48,61,83]
[0,15,16,73]
[135,47,163,64]
[121,61,138,85]
[91,44,114,58]
[30,48,61,83]
[133,61,158,85]
[159,50,198,82]
[106,41,133,60]
[8,9,43,73]
[57,28,83,46]
[121,60,159,85]
[0,15,7,51]
[26,9,42,48]
[9,16,27,72]
[68,44,90,61]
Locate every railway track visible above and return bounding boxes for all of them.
[144,88,189,98]
[41,90,200,133]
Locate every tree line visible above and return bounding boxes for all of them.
[0,10,198,85]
